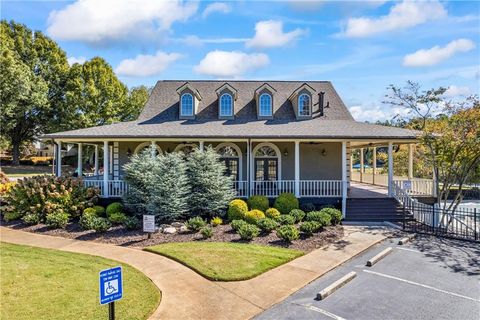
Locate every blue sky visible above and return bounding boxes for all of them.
[2,0,479,121]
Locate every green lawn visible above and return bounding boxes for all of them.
[145,242,304,281]
[0,242,160,320]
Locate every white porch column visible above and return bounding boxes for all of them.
[372,147,377,185]
[360,148,364,183]
[56,141,62,177]
[150,141,156,158]
[94,145,99,176]
[103,141,109,198]
[77,143,83,177]
[248,141,253,197]
[199,141,204,151]
[341,141,347,218]
[294,141,300,197]
[408,144,414,180]
[388,142,394,197]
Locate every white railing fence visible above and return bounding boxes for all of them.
[300,180,342,197]
[83,180,104,195]
[108,180,129,197]
[250,180,295,197]
[233,181,248,198]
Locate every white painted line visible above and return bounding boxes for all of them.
[317,271,357,300]
[395,247,422,253]
[363,270,480,303]
[366,247,393,267]
[301,304,346,320]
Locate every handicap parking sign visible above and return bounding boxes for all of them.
[99,266,123,305]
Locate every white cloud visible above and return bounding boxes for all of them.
[349,104,410,122]
[444,85,471,97]
[245,20,307,49]
[194,50,269,78]
[403,39,476,67]
[202,2,230,19]
[115,51,182,77]
[343,0,447,38]
[67,56,86,65]
[172,35,248,47]
[47,0,198,43]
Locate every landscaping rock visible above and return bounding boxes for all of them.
[163,227,177,234]
[171,222,184,228]
[160,224,172,230]
[179,226,188,233]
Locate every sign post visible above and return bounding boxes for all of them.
[143,214,155,239]
[99,266,123,320]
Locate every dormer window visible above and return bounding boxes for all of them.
[219,93,233,117]
[298,94,311,116]
[181,93,194,116]
[259,93,272,117]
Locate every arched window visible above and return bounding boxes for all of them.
[259,93,272,117]
[174,143,197,155]
[253,143,281,181]
[181,93,194,116]
[134,142,162,155]
[216,143,242,180]
[298,94,311,116]
[219,93,233,117]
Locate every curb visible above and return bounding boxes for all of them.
[383,221,402,230]
[316,271,357,300]
[398,234,416,245]
[366,247,393,267]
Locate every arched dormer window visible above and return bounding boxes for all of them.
[259,93,272,117]
[219,93,233,117]
[181,93,194,116]
[298,94,311,116]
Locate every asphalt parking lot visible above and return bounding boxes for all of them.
[256,233,480,320]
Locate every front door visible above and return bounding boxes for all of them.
[221,158,239,181]
[255,159,278,181]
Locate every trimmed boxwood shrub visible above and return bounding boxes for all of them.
[227,199,248,221]
[289,209,305,223]
[185,216,207,232]
[256,217,279,233]
[109,212,127,225]
[94,205,105,217]
[305,211,332,226]
[45,210,69,229]
[106,202,124,217]
[277,214,296,225]
[265,208,281,220]
[80,209,97,230]
[320,208,342,225]
[231,219,248,232]
[247,195,269,212]
[301,202,316,212]
[237,224,260,240]
[92,217,111,232]
[276,225,300,242]
[274,193,299,214]
[300,221,322,236]
[245,209,265,224]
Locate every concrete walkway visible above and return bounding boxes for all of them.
[0,226,388,320]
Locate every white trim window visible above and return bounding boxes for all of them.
[134,142,162,155]
[181,93,194,116]
[298,94,311,116]
[259,93,272,117]
[219,93,233,117]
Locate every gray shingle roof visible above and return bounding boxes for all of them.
[43,80,420,140]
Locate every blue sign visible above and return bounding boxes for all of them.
[99,266,123,305]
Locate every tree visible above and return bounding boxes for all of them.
[384,81,480,223]
[121,86,150,121]
[186,146,236,217]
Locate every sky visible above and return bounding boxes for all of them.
[2,0,479,122]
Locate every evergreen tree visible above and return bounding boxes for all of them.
[186,146,236,217]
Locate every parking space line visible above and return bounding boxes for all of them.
[363,270,480,302]
[298,303,346,320]
[395,247,422,253]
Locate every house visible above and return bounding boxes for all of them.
[43,80,431,219]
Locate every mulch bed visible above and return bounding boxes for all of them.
[2,220,344,252]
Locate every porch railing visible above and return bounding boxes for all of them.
[250,180,295,197]
[300,180,342,197]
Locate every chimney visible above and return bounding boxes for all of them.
[318,92,325,116]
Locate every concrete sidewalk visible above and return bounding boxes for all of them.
[0,226,388,320]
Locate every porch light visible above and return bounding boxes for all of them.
[283,148,288,156]
[321,149,327,156]
[126,148,132,157]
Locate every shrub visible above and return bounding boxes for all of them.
[23,213,40,225]
[300,221,322,236]
[5,176,98,224]
[305,211,331,226]
[45,209,69,229]
[83,207,97,217]
[301,202,316,212]
[80,209,97,230]
[94,205,105,216]
[274,193,299,214]
[265,208,281,220]
[106,202,124,217]
[256,218,279,233]
[210,216,223,227]
[277,214,296,225]
[185,216,206,232]
[227,199,248,221]
[92,217,111,232]
[123,216,140,230]
[247,195,269,212]
[289,209,305,223]
[237,224,260,240]
[200,225,214,238]
[109,212,127,225]
[320,208,342,225]
[3,210,21,222]
[230,219,248,232]
[245,209,265,224]
[276,225,300,242]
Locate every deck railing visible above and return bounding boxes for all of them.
[250,180,296,197]
[300,180,342,197]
